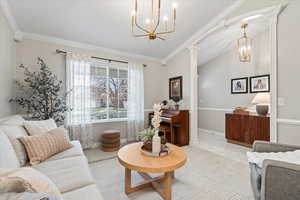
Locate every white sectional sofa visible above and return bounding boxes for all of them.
[0,115,103,200]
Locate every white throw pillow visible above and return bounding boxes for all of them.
[247,150,300,168]
[0,125,29,166]
[0,167,63,200]
[0,131,20,169]
[24,119,57,136]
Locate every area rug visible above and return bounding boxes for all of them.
[89,145,254,200]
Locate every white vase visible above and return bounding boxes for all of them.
[152,130,161,156]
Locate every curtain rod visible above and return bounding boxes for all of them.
[56,49,147,67]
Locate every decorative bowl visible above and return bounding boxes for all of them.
[140,143,171,157]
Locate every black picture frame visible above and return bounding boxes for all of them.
[169,76,183,100]
[231,77,248,94]
[250,74,270,93]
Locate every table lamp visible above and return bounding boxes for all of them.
[251,93,270,115]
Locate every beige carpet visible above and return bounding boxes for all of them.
[84,148,117,163]
[89,145,254,200]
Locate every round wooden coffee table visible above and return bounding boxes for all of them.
[117,142,187,200]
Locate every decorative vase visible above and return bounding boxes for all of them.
[256,105,269,115]
[143,140,152,151]
[175,104,180,110]
[152,130,161,156]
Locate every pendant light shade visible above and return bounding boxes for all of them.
[238,24,252,62]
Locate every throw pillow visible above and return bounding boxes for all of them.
[24,119,57,136]
[0,167,62,199]
[0,176,36,193]
[0,125,29,166]
[0,192,56,200]
[19,129,73,165]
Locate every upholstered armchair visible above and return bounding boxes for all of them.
[250,141,300,200]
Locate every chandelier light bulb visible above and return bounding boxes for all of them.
[145,19,151,24]
[172,2,178,8]
[163,16,168,21]
[131,10,136,16]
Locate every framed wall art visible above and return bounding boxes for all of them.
[250,75,270,93]
[169,76,183,100]
[231,77,248,94]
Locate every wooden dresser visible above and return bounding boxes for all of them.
[225,113,270,147]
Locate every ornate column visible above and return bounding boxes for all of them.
[269,12,279,143]
[188,45,199,145]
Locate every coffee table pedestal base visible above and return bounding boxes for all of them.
[125,168,174,200]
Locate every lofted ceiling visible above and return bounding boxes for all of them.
[8,0,239,59]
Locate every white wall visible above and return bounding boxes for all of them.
[198,30,270,133]
[0,7,16,118]
[164,48,191,109]
[15,39,166,143]
[277,0,300,145]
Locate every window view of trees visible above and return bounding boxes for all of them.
[90,64,128,121]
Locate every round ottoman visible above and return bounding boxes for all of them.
[101,130,120,152]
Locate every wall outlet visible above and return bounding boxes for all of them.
[278,97,285,106]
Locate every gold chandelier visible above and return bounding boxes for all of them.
[238,24,252,62]
[131,0,177,40]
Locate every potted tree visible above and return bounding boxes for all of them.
[10,58,70,125]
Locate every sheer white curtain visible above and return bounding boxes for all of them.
[127,63,145,142]
[66,53,95,149]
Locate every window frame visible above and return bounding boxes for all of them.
[88,61,128,124]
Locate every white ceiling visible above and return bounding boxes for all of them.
[197,21,269,66]
[8,0,238,59]
[196,1,284,66]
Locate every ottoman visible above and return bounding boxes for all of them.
[101,130,120,152]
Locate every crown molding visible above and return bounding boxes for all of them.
[0,0,23,41]
[22,32,162,63]
[162,0,246,64]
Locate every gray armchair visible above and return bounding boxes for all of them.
[250,141,300,200]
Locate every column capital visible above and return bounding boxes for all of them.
[187,45,198,52]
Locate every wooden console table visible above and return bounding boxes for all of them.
[225,113,270,147]
[117,143,187,200]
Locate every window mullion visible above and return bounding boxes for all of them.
[117,67,120,119]
[106,64,109,120]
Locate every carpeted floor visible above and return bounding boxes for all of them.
[89,144,254,200]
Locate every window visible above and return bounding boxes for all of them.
[73,60,128,123]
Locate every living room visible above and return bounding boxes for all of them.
[1,0,300,200]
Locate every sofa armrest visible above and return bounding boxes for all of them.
[261,159,300,200]
[253,141,300,153]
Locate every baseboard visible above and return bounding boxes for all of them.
[198,128,224,137]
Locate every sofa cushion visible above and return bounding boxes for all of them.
[19,129,73,165]
[0,131,20,169]
[33,156,94,193]
[0,125,29,166]
[0,192,59,200]
[62,184,103,200]
[47,141,84,162]
[24,119,57,136]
